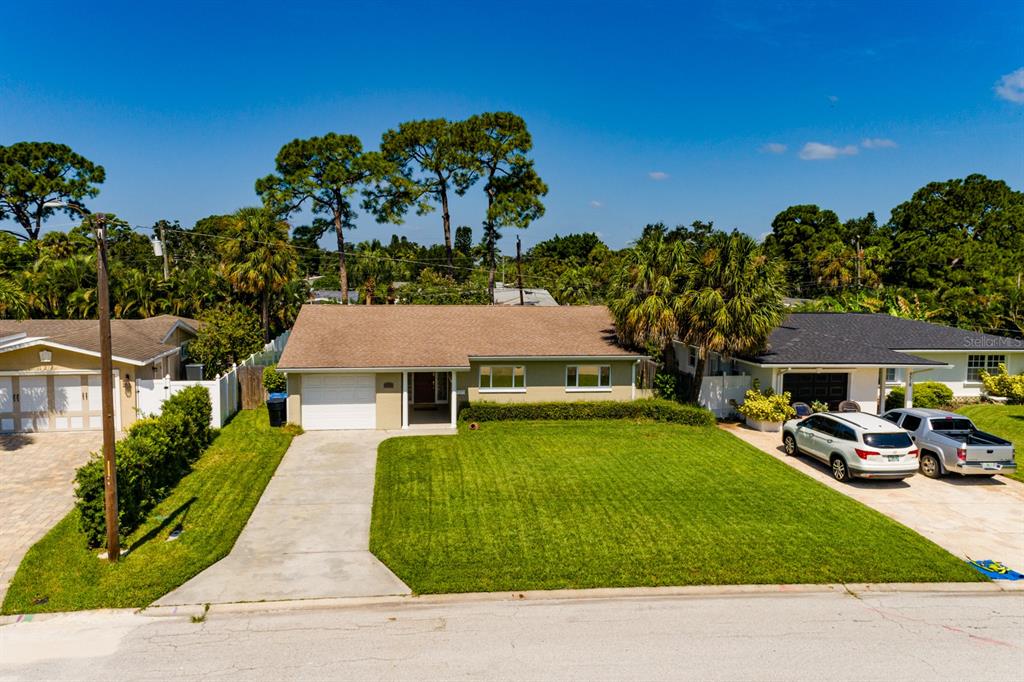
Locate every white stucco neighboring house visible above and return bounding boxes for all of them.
[674,313,1024,417]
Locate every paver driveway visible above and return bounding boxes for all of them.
[722,422,1024,572]
[0,432,101,603]
[157,429,442,606]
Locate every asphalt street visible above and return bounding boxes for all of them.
[2,588,1022,680]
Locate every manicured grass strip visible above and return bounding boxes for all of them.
[957,404,1024,483]
[370,421,982,594]
[2,409,296,614]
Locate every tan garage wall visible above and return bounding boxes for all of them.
[0,345,139,430]
[463,359,638,404]
[376,372,402,429]
[286,373,302,425]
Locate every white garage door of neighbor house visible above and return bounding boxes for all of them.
[301,373,376,430]
[0,374,112,434]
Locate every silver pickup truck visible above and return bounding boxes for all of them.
[882,408,1016,478]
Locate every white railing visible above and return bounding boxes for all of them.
[700,374,752,418]
[136,329,289,428]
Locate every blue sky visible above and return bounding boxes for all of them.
[2,0,1022,251]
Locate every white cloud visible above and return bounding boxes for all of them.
[862,137,897,149]
[648,171,669,181]
[760,142,787,154]
[798,142,859,160]
[589,200,603,208]
[995,67,1024,104]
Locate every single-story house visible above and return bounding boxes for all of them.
[0,315,198,433]
[277,305,648,430]
[492,282,559,306]
[675,313,1024,416]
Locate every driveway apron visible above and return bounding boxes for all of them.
[158,430,422,606]
[722,422,1024,571]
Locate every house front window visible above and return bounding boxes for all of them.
[966,354,1005,382]
[885,368,903,384]
[566,365,611,391]
[479,365,525,391]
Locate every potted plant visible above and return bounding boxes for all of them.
[737,387,796,432]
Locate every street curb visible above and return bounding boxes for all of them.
[133,580,1024,620]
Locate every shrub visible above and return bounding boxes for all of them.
[885,381,954,411]
[263,364,287,394]
[737,388,796,423]
[810,400,829,413]
[186,303,264,378]
[980,364,1024,404]
[653,372,680,401]
[75,386,213,547]
[459,398,715,427]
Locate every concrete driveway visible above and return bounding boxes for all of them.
[0,432,101,602]
[158,430,432,606]
[722,422,1024,571]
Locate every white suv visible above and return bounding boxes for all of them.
[781,412,919,482]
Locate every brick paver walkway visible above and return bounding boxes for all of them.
[0,432,101,603]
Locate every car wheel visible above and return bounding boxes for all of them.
[783,433,798,456]
[830,456,850,482]
[919,453,942,479]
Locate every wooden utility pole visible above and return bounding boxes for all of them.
[159,221,170,281]
[93,213,120,562]
[516,235,524,305]
[855,236,862,289]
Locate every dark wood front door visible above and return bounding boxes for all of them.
[782,373,849,410]
[413,372,435,404]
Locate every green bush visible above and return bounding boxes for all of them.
[74,386,213,547]
[263,364,287,394]
[737,388,796,423]
[459,398,715,426]
[885,382,954,411]
[653,372,680,400]
[981,364,1024,404]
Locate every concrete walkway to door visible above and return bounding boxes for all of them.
[158,428,451,606]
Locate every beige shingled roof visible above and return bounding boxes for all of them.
[278,305,639,370]
[0,315,199,365]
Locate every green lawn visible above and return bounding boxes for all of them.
[2,409,297,615]
[956,403,1024,483]
[370,421,981,594]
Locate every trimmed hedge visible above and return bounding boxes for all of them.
[885,382,954,411]
[263,364,286,394]
[459,398,715,426]
[74,386,213,547]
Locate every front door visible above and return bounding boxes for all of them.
[413,373,435,404]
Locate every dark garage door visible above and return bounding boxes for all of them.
[782,373,849,410]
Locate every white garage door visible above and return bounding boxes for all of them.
[301,373,376,430]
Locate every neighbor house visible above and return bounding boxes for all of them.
[276,305,648,430]
[492,282,559,306]
[0,315,198,433]
[675,313,1024,416]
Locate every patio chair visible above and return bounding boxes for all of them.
[792,402,812,417]
[837,400,860,412]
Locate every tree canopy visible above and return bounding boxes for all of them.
[0,142,105,241]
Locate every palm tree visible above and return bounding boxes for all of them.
[349,240,392,304]
[0,276,28,319]
[220,207,298,340]
[676,231,786,403]
[607,227,685,359]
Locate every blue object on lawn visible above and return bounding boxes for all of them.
[268,392,287,400]
[967,559,1023,580]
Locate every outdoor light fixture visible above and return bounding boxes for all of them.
[38,349,52,364]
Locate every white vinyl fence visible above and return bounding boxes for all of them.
[136,330,289,428]
[699,374,753,418]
